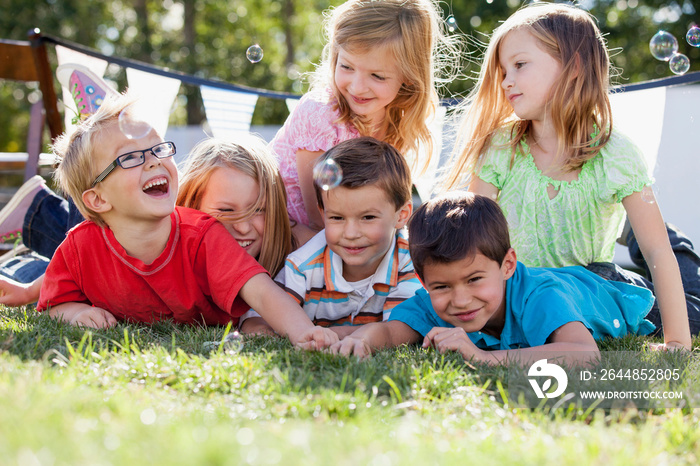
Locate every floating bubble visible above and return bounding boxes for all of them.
[246,44,263,63]
[446,15,458,33]
[118,102,153,140]
[222,331,244,353]
[687,26,700,47]
[649,30,678,61]
[669,53,690,75]
[313,158,343,191]
[641,185,656,204]
[202,330,243,353]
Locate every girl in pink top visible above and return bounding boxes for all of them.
[271,0,461,230]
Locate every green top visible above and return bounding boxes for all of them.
[477,126,651,267]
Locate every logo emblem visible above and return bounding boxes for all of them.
[528,359,568,398]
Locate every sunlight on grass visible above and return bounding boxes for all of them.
[1,305,699,464]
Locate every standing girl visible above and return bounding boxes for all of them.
[442,3,698,349]
[272,0,459,230]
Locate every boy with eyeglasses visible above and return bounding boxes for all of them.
[36,92,338,351]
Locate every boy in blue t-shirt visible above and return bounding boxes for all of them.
[331,192,655,365]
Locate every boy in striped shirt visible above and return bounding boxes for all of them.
[242,137,422,338]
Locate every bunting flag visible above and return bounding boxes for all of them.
[125,68,181,138]
[285,98,300,115]
[200,86,258,139]
[609,86,666,176]
[55,45,111,131]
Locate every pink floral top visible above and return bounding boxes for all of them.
[270,89,360,226]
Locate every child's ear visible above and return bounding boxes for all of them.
[501,248,517,279]
[394,201,413,229]
[82,188,112,214]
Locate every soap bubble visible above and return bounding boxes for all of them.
[118,102,152,140]
[649,30,678,61]
[669,53,690,75]
[687,26,700,47]
[446,16,458,32]
[202,331,243,353]
[641,185,656,204]
[222,331,244,353]
[246,44,263,63]
[313,158,343,191]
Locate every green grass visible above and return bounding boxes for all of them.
[2,305,700,465]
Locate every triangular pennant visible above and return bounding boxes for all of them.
[126,68,181,138]
[201,86,258,138]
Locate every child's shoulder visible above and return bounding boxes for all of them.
[285,230,328,267]
[294,88,336,116]
[175,206,223,236]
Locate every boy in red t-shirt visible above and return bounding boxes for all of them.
[37,92,337,350]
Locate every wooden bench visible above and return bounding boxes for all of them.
[0,30,63,182]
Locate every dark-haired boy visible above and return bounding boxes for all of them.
[331,192,656,364]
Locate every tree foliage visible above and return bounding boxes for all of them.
[1,0,698,151]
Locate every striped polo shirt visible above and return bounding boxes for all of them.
[276,229,423,327]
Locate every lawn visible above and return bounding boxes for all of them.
[1,305,699,465]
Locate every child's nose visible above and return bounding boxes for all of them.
[343,220,361,239]
[501,73,513,90]
[232,219,252,235]
[452,288,472,308]
[350,74,368,93]
[144,151,162,169]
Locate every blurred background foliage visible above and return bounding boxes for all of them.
[0,0,698,152]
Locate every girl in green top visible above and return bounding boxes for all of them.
[442,3,694,350]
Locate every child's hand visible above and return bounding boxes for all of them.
[294,325,339,351]
[646,341,689,352]
[0,276,41,307]
[330,335,372,358]
[423,327,482,360]
[70,307,118,328]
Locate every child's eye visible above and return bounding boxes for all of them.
[329,215,343,221]
[515,62,525,69]
[362,215,377,220]
[339,64,351,70]
[468,276,483,284]
[372,74,386,81]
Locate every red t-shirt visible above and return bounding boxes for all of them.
[37,207,267,325]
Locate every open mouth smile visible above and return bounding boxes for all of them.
[142,176,169,196]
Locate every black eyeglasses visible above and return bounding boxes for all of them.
[92,142,176,187]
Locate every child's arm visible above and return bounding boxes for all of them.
[296,149,326,231]
[623,191,692,349]
[238,317,276,336]
[238,273,338,349]
[468,176,499,199]
[424,321,600,366]
[331,321,422,358]
[47,302,118,328]
[0,274,44,306]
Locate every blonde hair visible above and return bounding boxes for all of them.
[53,92,138,227]
[312,0,461,173]
[442,2,613,190]
[177,136,294,276]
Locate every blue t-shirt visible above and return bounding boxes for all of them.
[388,262,655,350]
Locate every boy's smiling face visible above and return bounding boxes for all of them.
[321,184,411,282]
[87,122,178,226]
[421,250,517,337]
